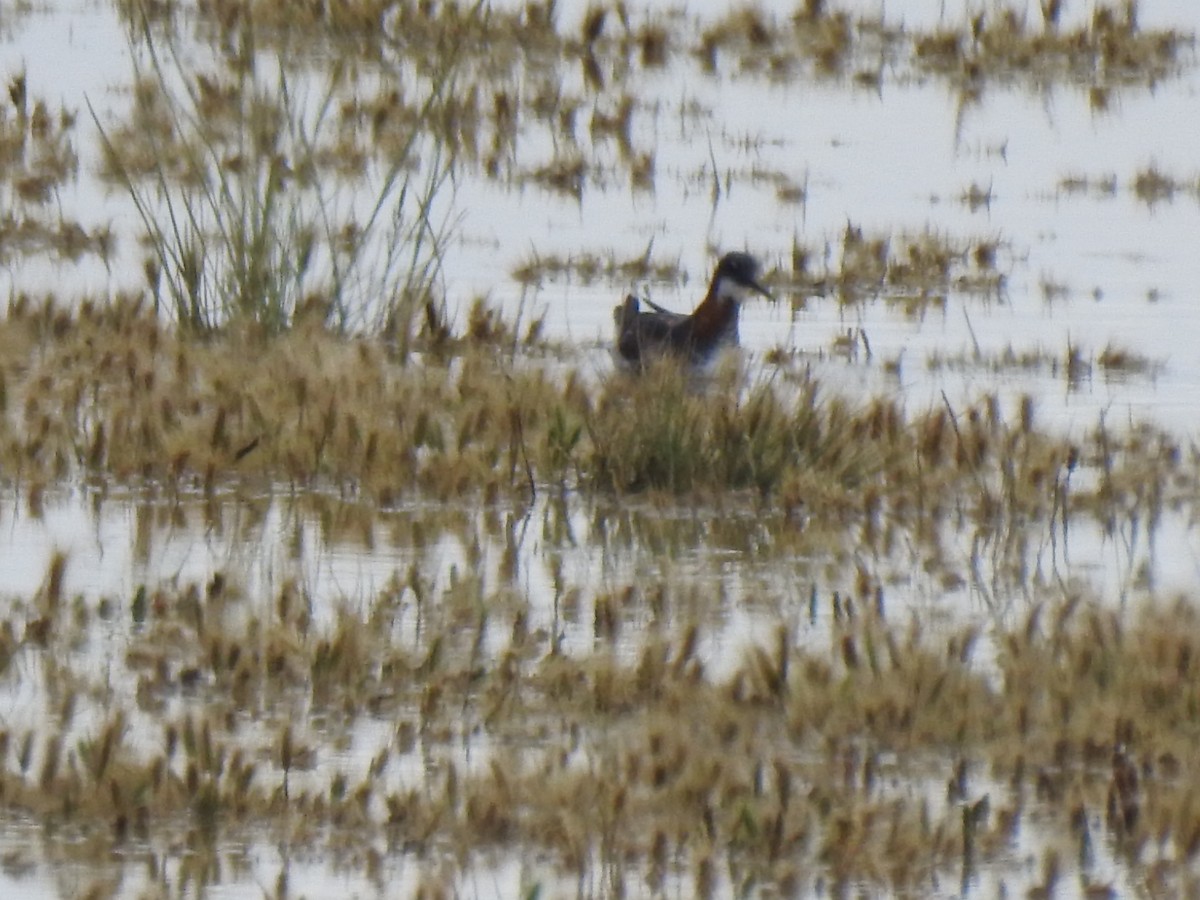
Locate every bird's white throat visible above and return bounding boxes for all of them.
[713,275,754,305]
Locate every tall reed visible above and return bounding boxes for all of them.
[92,2,469,344]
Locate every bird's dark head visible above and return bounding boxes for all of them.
[712,252,771,304]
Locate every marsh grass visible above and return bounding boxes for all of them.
[0,0,1194,894]
[586,361,882,495]
[780,223,1006,306]
[93,4,466,341]
[0,287,1183,893]
[0,76,113,266]
[152,0,1189,98]
[512,246,682,288]
[911,3,1189,87]
[113,0,1190,227]
[6,552,1200,895]
[0,297,1186,549]
[927,338,1163,385]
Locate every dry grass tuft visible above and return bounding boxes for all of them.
[4,558,1200,893]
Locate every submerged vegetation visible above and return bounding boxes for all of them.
[0,75,113,265]
[0,0,1196,896]
[77,0,1196,271]
[5,557,1200,896]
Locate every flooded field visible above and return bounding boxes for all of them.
[2,0,1200,896]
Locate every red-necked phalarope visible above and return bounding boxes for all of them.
[613,251,771,368]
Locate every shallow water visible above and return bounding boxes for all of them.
[2,0,1200,896]
[10,1,1200,431]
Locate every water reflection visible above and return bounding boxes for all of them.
[0,0,1197,894]
[0,479,1181,651]
[0,482,1184,893]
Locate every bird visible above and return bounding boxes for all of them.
[613,251,771,368]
